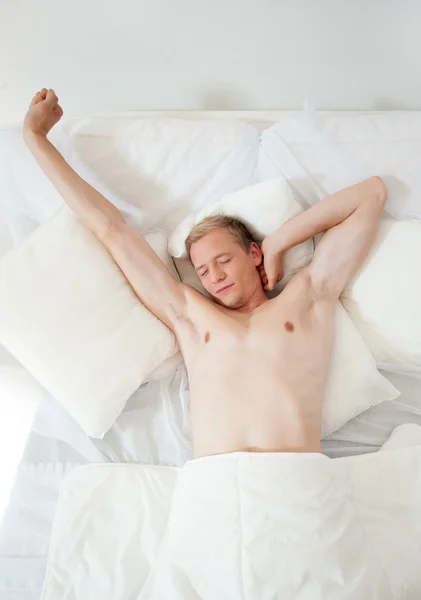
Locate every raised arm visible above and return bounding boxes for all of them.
[262,177,387,300]
[23,89,187,330]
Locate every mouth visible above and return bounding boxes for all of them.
[216,284,234,294]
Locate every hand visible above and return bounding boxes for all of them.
[260,238,285,291]
[23,88,63,138]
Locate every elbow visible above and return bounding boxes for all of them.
[95,212,126,241]
[368,176,387,206]
[105,213,126,234]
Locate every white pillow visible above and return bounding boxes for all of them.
[341,219,421,369]
[0,206,180,439]
[257,114,421,220]
[168,178,399,436]
[0,117,259,251]
[324,303,399,437]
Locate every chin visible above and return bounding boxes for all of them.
[208,285,243,308]
[216,294,243,309]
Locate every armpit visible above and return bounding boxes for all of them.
[167,301,200,343]
[300,266,332,305]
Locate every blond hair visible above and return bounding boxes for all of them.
[185,214,254,258]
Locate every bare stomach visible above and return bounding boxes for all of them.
[187,355,327,458]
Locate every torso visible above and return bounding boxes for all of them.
[174,270,336,458]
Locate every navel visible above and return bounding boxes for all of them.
[204,331,211,344]
[284,321,295,333]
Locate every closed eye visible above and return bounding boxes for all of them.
[219,258,231,264]
[199,269,209,277]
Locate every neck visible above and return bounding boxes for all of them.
[233,284,269,314]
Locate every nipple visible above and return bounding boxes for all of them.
[284,321,294,333]
[204,331,211,343]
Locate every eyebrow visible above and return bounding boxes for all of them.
[195,253,231,271]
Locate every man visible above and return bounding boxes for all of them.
[24,89,387,458]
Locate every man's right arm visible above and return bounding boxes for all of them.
[99,221,188,330]
[24,89,188,331]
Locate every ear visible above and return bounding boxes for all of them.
[250,242,262,266]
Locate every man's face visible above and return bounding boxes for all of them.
[190,228,263,308]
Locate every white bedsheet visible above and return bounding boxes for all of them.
[40,427,421,600]
[3,110,421,599]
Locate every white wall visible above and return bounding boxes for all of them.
[0,0,419,123]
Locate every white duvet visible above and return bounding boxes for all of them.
[42,430,421,600]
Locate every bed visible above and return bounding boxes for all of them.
[1,110,421,599]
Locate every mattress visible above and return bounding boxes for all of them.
[2,110,421,599]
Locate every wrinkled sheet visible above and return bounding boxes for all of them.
[41,426,421,600]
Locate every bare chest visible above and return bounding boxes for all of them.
[178,295,333,377]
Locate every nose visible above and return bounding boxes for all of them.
[209,264,226,285]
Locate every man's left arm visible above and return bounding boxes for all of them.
[262,177,387,299]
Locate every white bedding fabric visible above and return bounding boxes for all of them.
[0,216,180,438]
[3,369,421,600]
[255,111,421,219]
[3,110,421,599]
[341,218,421,369]
[41,428,421,600]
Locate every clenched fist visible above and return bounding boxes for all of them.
[23,88,63,138]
